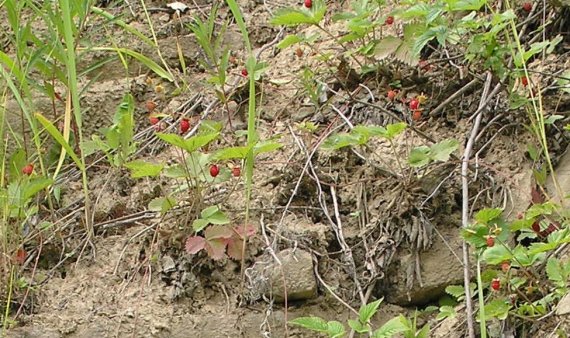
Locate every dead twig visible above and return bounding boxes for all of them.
[461,71,493,338]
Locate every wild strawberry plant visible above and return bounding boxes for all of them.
[461,205,570,334]
[290,298,429,338]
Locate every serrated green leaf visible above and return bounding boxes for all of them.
[192,219,210,232]
[21,178,53,201]
[124,160,164,178]
[544,115,563,125]
[199,205,230,225]
[481,299,511,321]
[254,140,282,155]
[481,245,512,265]
[327,321,346,337]
[359,299,382,323]
[148,196,176,214]
[186,132,220,152]
[372,315,408,338]
[289,316,329,332]
[277,34,303,49]
[445,285,465,299]
[474,208,502,224]
[385,122,407,140]
[212,145,253,160]
[430,139,459,162]
[271,8,320,26]
[409,146,430,167]
[348,319,367,333]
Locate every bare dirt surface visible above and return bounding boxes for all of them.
[3,0,570,337]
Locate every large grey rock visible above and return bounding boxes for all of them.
[381,223,465,305]
[250,249,317,302]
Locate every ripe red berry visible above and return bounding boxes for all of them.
[304,0,312,8]
[409,98,420,110]
[491,278,501,291]
[522,2,532,12]
[531,221,541,233]
[385,16,394,25]
[22,164,33,175]
[241,68,248,77]
[210,164,220,178]
[180,118,190,134]
[232,166,241,177]
[521,76,528,87]
[146,100,157,112]
[412,110,422,121]
[387,90,397,101]
[149,115,160,125]
[486,236,495,247]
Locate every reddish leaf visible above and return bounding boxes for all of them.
[205,238,227,260]
[227,238,245,260]
[530,185,544,204]
[185,236,206,254]
[234,224,257,238]
[205,225,233,240]
[15,248,27,265]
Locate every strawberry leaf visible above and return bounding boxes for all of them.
[227,238,244,260]
[234,224,257,238]
[204,225,234,240]
[205,239,228,260]
[124,160,164,178]
[185,236,206,254]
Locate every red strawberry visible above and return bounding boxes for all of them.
[22,163,33,175]
[232,166,241,177]
[180,118,190,134]
[491,278,501,291]
[149,115,160,125]
[210,164,220,177]
[304,0,312,8]
[409,98,420,110]
[486,236,495,247]
[385,16,394,25]
[241,68,248,77]
[387,90,397,101]
[522,2,532,12]
[412,110,422,121]
[146,100,157,112]
[521,76,528,87]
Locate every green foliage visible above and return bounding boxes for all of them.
[270,0,327,27]
[462,205,570,328]
[408,139,459,167]
[322,123,407,150]
[193,206,231,232]
[82,94,137,168]
[289,299,424,338]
